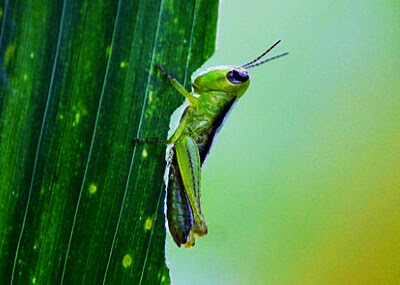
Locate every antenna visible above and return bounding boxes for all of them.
[240,40,288,69]
[245,52,289,69]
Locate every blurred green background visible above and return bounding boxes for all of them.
[167,0,400,284]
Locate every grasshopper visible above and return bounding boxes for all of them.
[135,40,288,248]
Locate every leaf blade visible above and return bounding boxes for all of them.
[0,0,219,284]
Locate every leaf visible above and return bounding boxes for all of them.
[0,0,219,283]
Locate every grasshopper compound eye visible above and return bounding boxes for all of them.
[227,69,249,84]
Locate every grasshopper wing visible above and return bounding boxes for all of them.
[166,146,195,247]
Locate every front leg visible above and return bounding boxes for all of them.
[155,65,198,106]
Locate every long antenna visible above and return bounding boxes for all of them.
[245,51,289,69]
[241,40,282,68]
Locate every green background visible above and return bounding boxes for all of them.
[168,0,400,284]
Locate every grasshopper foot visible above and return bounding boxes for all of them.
[155,64,167,75]
[183,232,196,248]
[193,220,208,237]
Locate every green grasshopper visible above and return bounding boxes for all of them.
[136,40,288,248]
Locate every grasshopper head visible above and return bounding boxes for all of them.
[193,40,288,98]
[192,66,250,98]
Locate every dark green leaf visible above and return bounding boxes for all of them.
[0,0,219,283]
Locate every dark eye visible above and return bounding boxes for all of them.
[227,69,249,84]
